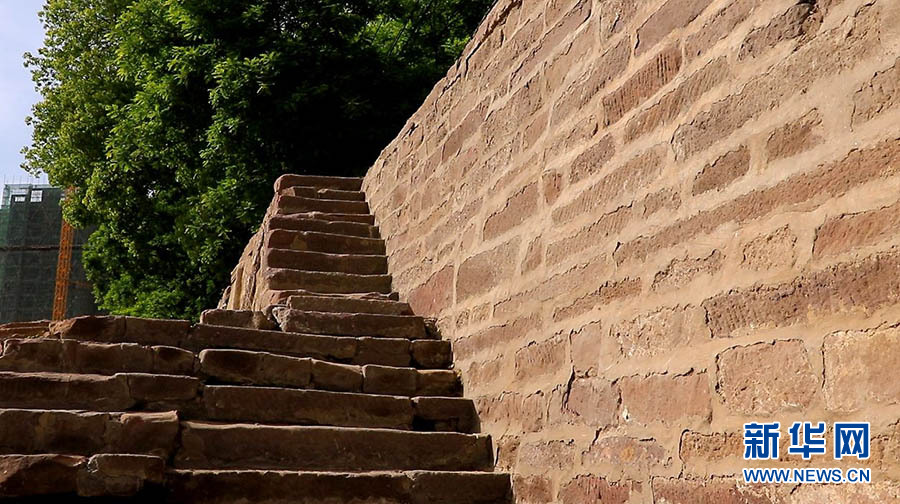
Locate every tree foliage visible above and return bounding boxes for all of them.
[24,0,493,319]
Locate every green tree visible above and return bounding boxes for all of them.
[24,0,493,319]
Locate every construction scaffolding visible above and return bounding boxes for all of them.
[0,184,99,323]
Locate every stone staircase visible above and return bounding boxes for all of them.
[0,175,512,503]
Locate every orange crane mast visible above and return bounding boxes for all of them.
[51,217,74,321]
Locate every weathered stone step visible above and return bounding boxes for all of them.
[53,320,450,369]
[199,349,461,396]
[281,186,366,201]
[0,338,195,376]
[199,310,278,331]
[266,229,386,255]
[275,194,370,216]
[190,324,450,368]
[175,422,493,472]
[273,308,427,339]
[0,453,166,499]
[0,321,49,340]
[0,409,179,458]
[166,469,512,504]
[275,174,363,192]
[288,293,414,315]
[264,248,388,275]
[50,314,451,370]
[268,214,378,238]
[0,372,200,412]
[266,268,392,295]
[278,210,376,225]
[200,386,477,432]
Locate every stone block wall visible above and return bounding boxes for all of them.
[361,0,900,501]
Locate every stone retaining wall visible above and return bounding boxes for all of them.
[361,0,900,500]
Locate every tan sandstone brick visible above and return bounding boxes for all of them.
[853,57,900,126]
[603,44,683,126]
[624,57,731,142]
[824,326,900,412]
[684,0,758,61]
[558,475,631,503]
[483,183,539,240]
[765,109,823,161]
[738,2,821,60]
[705,250,900,338]
[456,239,520,301]
[635,0,714,56]
[617,139,900,265]
[514,336,568,383]
[563,377,619,427]
[813,199,900,258]
[409,266,454,316]
[612,305,710,360]
[652,477,787,504]
[691,146,750,196]
[652,250,724,292]
[619,372,711,426]
[742,225,797,271]
[716,340,819,415]
[569,134,615,184]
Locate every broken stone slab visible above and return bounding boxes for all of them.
[287,293,413,315]
[0,338,194,376]
[0,409,179,459]
[0,321,49,340]
[50,316,191,347]
[272,308,427,339]
[0,453,164,498]
[199,309,277,331]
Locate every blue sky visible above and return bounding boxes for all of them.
[0,3,47,185]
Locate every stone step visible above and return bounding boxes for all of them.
[0,453,166,499]
[281,186,366,201]
[200,386,477,432]
[166,470,512,504]
[0,321,49,339]
[264,248,388,275]
[0,409,179,458]
[199,349,461,396]
[275,194,370,216]
[199,310,278,331]
[268,214,378,238]
[278,210,376,225]
[266,229,386,255]
[265,268,392,295]
[175,422,493,472]
[0,338,195,376]
[288,293,414,315]
[273,308,427,339]
[275,174,363,192]
[0,372,200,412]
[189,324,440,368]
[48,318,452,369]
[0,373,473,431]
